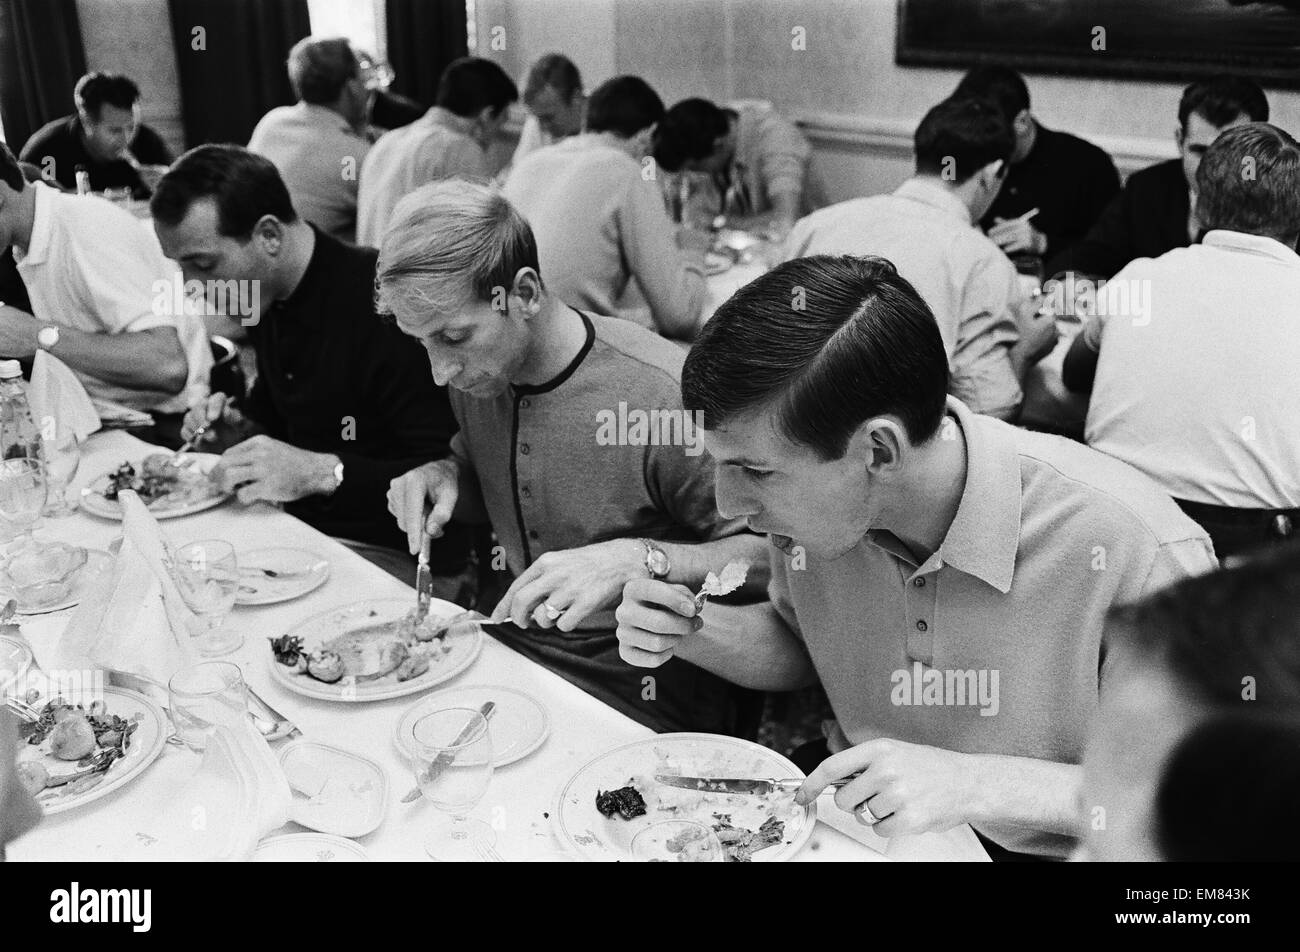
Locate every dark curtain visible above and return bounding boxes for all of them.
[385,0,468,109]
[167,0,311,147]
[0,0,86,150]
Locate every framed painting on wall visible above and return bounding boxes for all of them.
[896,0,1300,88]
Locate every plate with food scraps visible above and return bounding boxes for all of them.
[394,684,550,766]
[0,634,33,693]
[80,453,229,520]
[253,832,370,862]
[555,732,815,862]
[13,686,167,815]
[236,548,330,606]
[267,599,482,702]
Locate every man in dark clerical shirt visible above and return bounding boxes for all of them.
[954,66,1119,263]
[151,145,473,589]
[20,73,172,200]
[1047,76,1270,280]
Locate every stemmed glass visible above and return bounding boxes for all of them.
[41,431,81,517]
[171,540,242,656]
[0,459,47,547]
[412,707,495,861]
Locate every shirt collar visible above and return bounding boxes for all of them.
[867,397,1021,593]
[892,177,973,225]
[13,182,57,267]
[296,102,356,135]
[422,106,479,138]
[1202,229,1300,267]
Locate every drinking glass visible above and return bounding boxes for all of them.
[171,540,242,656]
[41,432,80,517]
[103,186,132,207]
[0,459,47,545]
[412,707,495,860]
[167,661,247,753]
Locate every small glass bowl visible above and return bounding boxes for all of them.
[1,541,89,609]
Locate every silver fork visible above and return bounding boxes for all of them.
[3,695,39,723]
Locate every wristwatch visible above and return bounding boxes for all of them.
[638,538,670,579]
[36,326,60,351]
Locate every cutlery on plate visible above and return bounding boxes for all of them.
[169,420,210,461]
[244,684,303,741]
[3,695,39,723]
[240,562,327,580]
[654,772,862,795]
[400,700,496,803]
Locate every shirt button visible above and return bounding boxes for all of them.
[913,577,926,588]
[521,486,532,499]
[916,620,928,632]
[520,443,530,455]
[520,398,531,409]
[528,530,539,540]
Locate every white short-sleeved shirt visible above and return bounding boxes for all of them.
[1083,230,1300,508]
[14,184,212,413]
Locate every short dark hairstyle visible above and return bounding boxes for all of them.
[1178,75,1269,132]
[151,144,298,239]
[0,142,24,191]
[523,53,582,105]
[682,255,950,459]
[586,75,664,138]
[953,65,1029,123]
[652,98,731,172]
[74,72,141,120]
[1195,122,1300,241]
[435,57,518,119]
[915,95,1014,183]
[1156,713,1300,861]
[1110,540,1300,710]
[287,36,359,104]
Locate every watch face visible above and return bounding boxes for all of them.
[647,549,670,577]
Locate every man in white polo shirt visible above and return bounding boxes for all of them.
[1064,123,1300,559]
[615,255,1215,859]
[0,142,210,415]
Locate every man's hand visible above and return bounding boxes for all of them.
[0,306,39,359]
[988,217,1048,256]
[182,392,246,447]
[211,435,338,505]
[614,576,704,667]
[386,459,461,555]
[795,737,979,838]
[492,539,647,632]
[1016,309,1059,366]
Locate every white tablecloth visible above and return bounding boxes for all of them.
[7,431,987,861]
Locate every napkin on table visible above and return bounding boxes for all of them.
[28,350,101,443]
[39,491,199,684]
[115,716,292,862]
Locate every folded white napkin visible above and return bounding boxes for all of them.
[89,397,153,429]
[28,350,101,443]
[40,491,199,683]
[116,717,292,862]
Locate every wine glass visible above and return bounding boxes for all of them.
[0,459,47,547]
[41,431,81,517]
[167,661,247,753]
[412,707,495,861]
[171,540,242,656]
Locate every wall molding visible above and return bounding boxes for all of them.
[794,111,1178,178]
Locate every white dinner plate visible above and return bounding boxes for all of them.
[268,598,481,702]
[254,833,370,862]
[2,549,112,615]
[0,635,33,693]
[236,548,330,606]
[555,732,815,862]
[18,685,168,816]
[394,684,550,767]
[80,453,230,520]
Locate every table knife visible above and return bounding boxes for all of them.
[400,701,496,803]
[414,527,432,624]
[654,772,861,795]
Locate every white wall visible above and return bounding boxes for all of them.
[476,0,1300,202]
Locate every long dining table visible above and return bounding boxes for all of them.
[5,426,988,862]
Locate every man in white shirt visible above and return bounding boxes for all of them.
[248,37,373,245]
[510,53,585,169]
[503,76,708,340]
[1064,122,1300,559]
[784,96,1057,420]
[0,142,210,415]
[356,57,516,247]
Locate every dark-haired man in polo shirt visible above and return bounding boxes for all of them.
[615,254,1216,859]
[380,178,766,736]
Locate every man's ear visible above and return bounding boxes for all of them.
[510,267,544,315]
[251,215,286,253]
[856,418,909,478]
